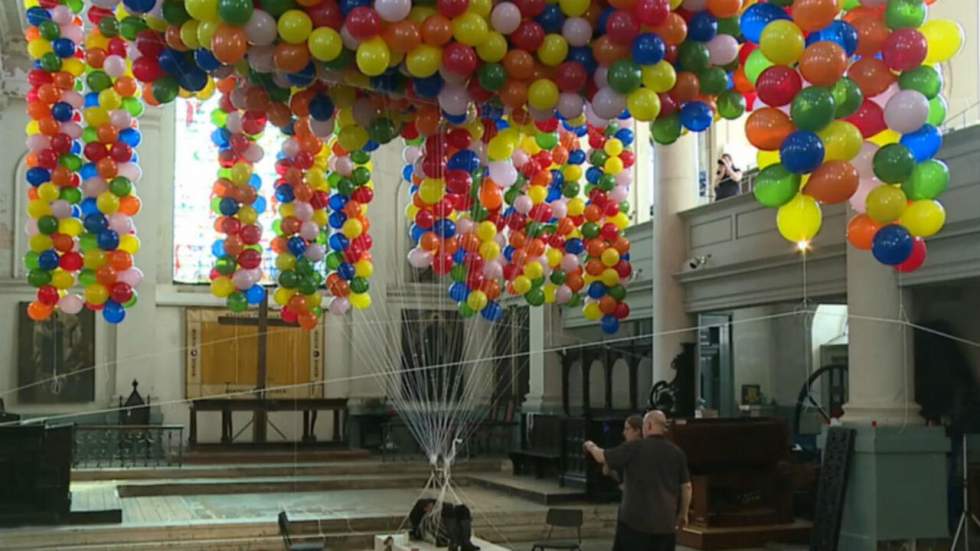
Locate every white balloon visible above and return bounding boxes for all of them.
[884,90,929,134]
[491,2,521,34]
[375,0,411,21]
[245,10,278,46]
[562,18,593,47]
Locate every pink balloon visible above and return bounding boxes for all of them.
[305,243,326,261]
[83,177,108,197]
[560,253,580,272]
[293,202,314,221]
[591,87,626,120]
[707,34,738,66]
[118,163,142,182]
[375,0,411,21]
[491,2,521,34]
[329,297,351,315]
[62,122,82,139]
[245,10,278,45]
[247,45,276,72]
[232,269,256,290]
[557,92,584,119]
[550,200,568,219]
[483,260,504,280]
[849,177,880,213]
[50,4,72,24]
[513,195,533,214]
[51,200,72,219]
[884,90,929,134]
[456,218,474,235]
[108,213,134,234]
[437,84,470,116]
[562,18,592,47]
[610,185,629,203]
[407,248,433,268]
[853,142,878,178]
[103,55,127,78]
[117,268,144,288]
[58,295,84,315]
[27,135,50,152]
[555,285,573,305]
[299,220,319,240]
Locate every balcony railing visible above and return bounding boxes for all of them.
[73,424,184,468]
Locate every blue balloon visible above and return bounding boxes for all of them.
[339,0,370,15]
[120,128,142,148]
[84,92,100,108]
[536,4,566,33]
[565,238,584,254]
[211,240,225,257]
[614,128,634,146]
[900,124,942,162]
[52,38,76,58]
[80,163,98,180]
[274,184,295,203]
[410,223,426,243]
[249,173,262,190]
[597,7,613,34]
[219,197,239,216]
[338,262,356,280]
[123,0,156,13]
[180,69,208,92]
[688,12,718,42]
[309,95,335,121]
[329,233,349,251]
[253,196,267,214]
[807,22,859,56]
[414,74,444,98]
[586,166,602,184]
[51,102,73,122]
[329,211,347,229]
[364,140,380,152]
[442,111,467,125]
[103,301,126,324]
[328,194,348,210]
[27,167,50,187]
[433,218,457,238]
[740,2,791,44]
[872,225,914,265]
[97,230,120,251]
[402,164,414,181]
[453,249,467,264]
[503,245,515,261]
[81,197,99,216]
[780,131,825,174]
[631,33,666,65]
[679,102,713,132]
[587,281,607,299]
[286,63,316,87]
[245,285,266,305]
[600,315,620,334]
[84,213,108,234]
[38,250,60,271]
[481,301,504,322]
[567,46,597,74]
[287,236,307,256]
[194,48,221,72]
[568,150,587,165]
[159,49,187,76]
[25,7,51,26]
[448,150,479,173]
[449,282,470,302]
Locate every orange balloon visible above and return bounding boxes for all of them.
[37,84,60,104]
[267,102,293,128]
[274,43,310,73]
[211,24,248,64]
[525,238,546,258]
[585,259,604,276]
[803,161,860,204]
[97,125,119,144]
[792,0,840,32]
[848,57,896,98]
[96,265,117,286]
[120,195,144,217]
[416,106,441,135]
[297,312,319,330]
[503,49,535,80]
[479,180,503,210]
[706,0,740,18]
[165,26,188,51]
[745,108,796,151]
[566,272,584,292]
[85,48,106,69]
[459,233,481,252]
[733,67,754,94]
[39,118,60,136]
[671,72,701,104]
[499,80,528,110]
[420,231,441,252]
[592,35,629,66]
[653,13,688,46]
[799,42,848,87]
[852,16,890,57]
[52,233,74,252]
[847,213,880,250]
[27,301,53,322]
[246,87,272,112]
[114,76,138,97]
[509,231,527,249]
[108,250,134,271]
[52,72,75,91]
[27,102,50,120]
[421,15,453,46]
[586,239,607,257]
[216,77,237,94]
[384,20,421,54]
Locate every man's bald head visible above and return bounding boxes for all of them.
[643,410,668,436]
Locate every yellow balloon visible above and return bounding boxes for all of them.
[610,212,630,230]
[99,89,122,110]
[523,261,544,280]
[51,270,74,290]
[760,20,805,65]
[180,20,201,49]
[537,34,569,67]
[274,287,295,306]
[62,58,84,77]
[776,194,822,243]
[528,79,559,111]
[757,149,781,169]
[278,10,313,44]
[350,292,372,309]
[37,183,59,202]
[85,283,110,305]
[866,184,907,224]
[309,27,343,61]
[567,197,585,216]
[331,86,357,109]
[487,135,515,161]
[342,218,364,238]
[27,199,52,219]
[582,301,602,321]
[84,107,110,127]
[355,260,374,278]
[563,164,583,182]
[276,253,297,271]
[559,0,589,17]
[237,205,258,225]
[512,275,532,295]
[419,178,446,204]
[97,192,121,215]
[468,0,492,17]
[868,129,901,147]
[543,283,557,304]
[603,139,623,157]
[604,156,624,175]
[641,62,676,93]
[452,12,489,47]
[546,247,562,268]
[900,199,945,238]
[818,120,863,162]
[356,37,391,77]
[476,220,497,241]
[601,247,620,267]
[84,250,106,270]
[600,268,620,287]
[58,218,83,237]
[466,290,488,311]
[118,234,141,254]
[528,185,548,204]
[185,0,218,22]
[479,241,500,261]
[338,125,369,151]
[921,19,964,64]
[626,88,661,122]
[406,44,442,77]
[197,20,218,47]
[27,38,53,59]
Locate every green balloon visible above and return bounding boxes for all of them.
[337,178,355,196]
[350,277,369,294]
[162,0,191,25]
[535,132,558,150]
[927,95,947,126]
[227,292,248,313]
[607,60,642,94]
[123,97,145,117]
[352,166,372,185]
[651,114,682,145]
[598,173,616,191]
[28,269,52,288]
[899,66,943,100]
[298,277,318,295]
[842,0,860,9]
[215,256,236,275]
[109,177,133,197]
[278,270,298,289]
[478,63,506,91]
[369,118,398,144]
[470,202,488,221]
[218,0,254,25]
[717,91,746,120]
[351,150,371,164]
[745,49,774,86]
[753,164,801,208]
[581,222,600,239]
[831,78,863,118]
[119,16,149,41]
[589,149,609,167]
[37,216,59,235]
[152,77,180,104]
[39,52,62,73]
[65,0,84,13]
[124,292,139,309]
[563,182,580,198]
[60,154,82,172]
[717,18,741,38]
[607,285,627,301]
[566,294,582,308]
[677,42,711,74]
[903,159,949,200]
[550,271,566,285]
[82,127,98,144]
[885,0,926,30]
[60,186,82,204]
[24,251,40,271]
[261,0,296,16]
[295,257,314,276]
[458,302,476,318]
[504,186,521,205]
[271,218,282,235]
[326,251,344,270]
[699,67,729,96]
[79,268,97,286]
[525,288,545,306]
[873,143,917,184]
[791,86,836,132]
[39,20,61,41]
[80,233,97,253]
[324,48,353,70]
[451,264,467,282]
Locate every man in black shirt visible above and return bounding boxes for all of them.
[584,410,692,551]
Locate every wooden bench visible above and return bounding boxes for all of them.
[510,449,562,478]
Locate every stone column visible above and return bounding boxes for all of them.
[842,243,921,426]
[651,133,699,385]
[523,306,564,414]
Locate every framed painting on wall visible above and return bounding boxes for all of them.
[17,303,96,403]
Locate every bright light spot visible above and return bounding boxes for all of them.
[796,240,811,252]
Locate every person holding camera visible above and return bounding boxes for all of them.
[713,153,742,201]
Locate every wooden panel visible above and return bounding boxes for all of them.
[185,309,324,399]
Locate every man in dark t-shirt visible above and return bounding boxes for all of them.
[584,410,692,551]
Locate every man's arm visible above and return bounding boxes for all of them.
[676,482,692,529]
[583,440,606,464]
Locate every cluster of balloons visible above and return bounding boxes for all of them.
[24,2,145,324]
[743,0,960,271]
[207,78,270,311]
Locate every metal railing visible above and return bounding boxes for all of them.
[72,424,184,468]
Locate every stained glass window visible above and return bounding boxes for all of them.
[172,96,282,284]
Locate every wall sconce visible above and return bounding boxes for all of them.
[687,255,711,270]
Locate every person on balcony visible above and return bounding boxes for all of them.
[713,153,742,201]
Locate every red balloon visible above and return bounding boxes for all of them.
[131,57,163,82]
[238,248,262,269]
[605,10,640,46]
[755,66,802,107]
[308,0,343,28]
[514,0,546,17]
[442,43,478,76]
[437,0,469,17]
[60,252,83,271]
[845,99,887,138]
[345,7,382,40]
[895,238,927,273]
[633,0,670,27]
[555,61,588,92]
[511,21,545,51]
[37,286,59,306]
[882,28,927,72]
[110,282,133,304]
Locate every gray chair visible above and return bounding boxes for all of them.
[531,508,583,551]
[278,511,324,551]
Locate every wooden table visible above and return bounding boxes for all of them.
[188,398,347,446]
